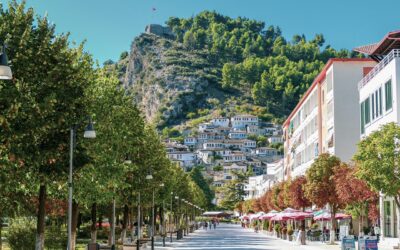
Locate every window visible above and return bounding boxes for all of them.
[379,88,383,115]
[360,102,365,134]
[371,93,375,120]
[362,98,371,125]
[385,79,393,111]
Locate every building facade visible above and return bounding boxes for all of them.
[355,31,400,240]
[283,58,376,178]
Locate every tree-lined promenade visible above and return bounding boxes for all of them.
[240,122,400,245]
[0,1,209,249]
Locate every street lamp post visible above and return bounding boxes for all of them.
[170,192,173,243]
[136,172,153,250]
[174,196,181,240]
[67,119,96,250]
[159,183,165,247]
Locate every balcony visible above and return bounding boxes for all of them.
[359,49,400,90]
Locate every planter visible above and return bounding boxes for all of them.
[288,235,293,241]
[282,233,287,240]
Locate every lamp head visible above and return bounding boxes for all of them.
[83,119,96,139]
[0,44,12,80]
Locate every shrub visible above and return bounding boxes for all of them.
[311,223,319,230]
[45,225,67,249]
[287,225,294,236]
[7,218,36,250]
[263,220,269,230]
[274,224,281,232]
[281,227,287,234]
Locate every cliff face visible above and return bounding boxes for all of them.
[122,33,222,127]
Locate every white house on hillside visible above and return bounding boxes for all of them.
[211,117,230,127]
[231,115,259,129]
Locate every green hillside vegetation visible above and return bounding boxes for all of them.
[165,11,361,120]
[116,11,363,129]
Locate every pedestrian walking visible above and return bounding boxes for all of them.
[204,221,208,230]
[213,221,216,229]
[209,221,212,230]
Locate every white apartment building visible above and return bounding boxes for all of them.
[268,135,283,144]
[253,147,279,156]
[198,123,215,132]
[283,58,376,178]
[243,139,257,149]
[211,117,230,127]
[184,137,197,146]
[167,151,196,170]
[244,175,270,200]
[223,162,247,180]
[228,131,248,139]
[223,152,246,162]
[355,31,400,240]
[231,115,259,129]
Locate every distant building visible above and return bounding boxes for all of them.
[145,24,174,39]
[268,135,283,144]
[167,151,196,171]
[231,115,259,129]
[198,123,215,133]
[211,117,230,127]
[184,137,197,147]
[228,131,248,139]
[223,162,247,180]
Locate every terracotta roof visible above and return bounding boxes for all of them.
[353,30,400,60]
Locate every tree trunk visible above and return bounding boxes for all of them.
[329,205,336,244]
[299,207,306,245]
[98,213,102,230]
[0,218,3,250]
[91,203,97,243]
[70,200,79,250]
[108,207,113,246]
[121,204,129,243]
[35,185,46,250]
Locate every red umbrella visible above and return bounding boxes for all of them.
[260,210,279,220]
[287,211,313,220]
[271,208,302,221]
[314,212,351,221]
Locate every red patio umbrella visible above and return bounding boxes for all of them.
[314,212,351,221]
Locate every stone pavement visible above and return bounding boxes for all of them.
[150,223,396,250]
[152,223,335,250]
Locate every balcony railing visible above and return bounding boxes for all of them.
[358,49,400,90]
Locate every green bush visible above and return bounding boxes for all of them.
[7,218,36,250]
[274,224,281,232]
[45,225,67,249]
[287,225,293,236]
[263,220,269,230]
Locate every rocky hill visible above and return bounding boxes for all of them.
[122,32,227,128]
[115,11,360,130]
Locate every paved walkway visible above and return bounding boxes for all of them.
[153,223,342,250]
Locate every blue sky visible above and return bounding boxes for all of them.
[19,0,400,64]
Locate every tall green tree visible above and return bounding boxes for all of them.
[190,167,214,209]
[354,122,400,240]
[0,1,95,248]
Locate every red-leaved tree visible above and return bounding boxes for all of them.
[333,163,379,235]
[288,176,311,244]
